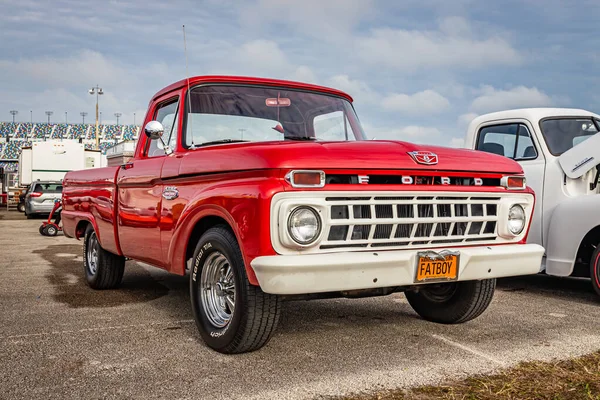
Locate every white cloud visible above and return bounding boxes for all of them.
[356,17,521,71]
[363,123,441,142]
[470,85,554,113]
[457,112,478,128]
[381,90,450,115]
[241,0,374,40]
[449,137,465,148]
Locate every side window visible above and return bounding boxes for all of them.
[146,99,179,157]
[313,111,356,141]
[477,124,537,160]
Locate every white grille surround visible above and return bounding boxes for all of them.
[270,191,534,255]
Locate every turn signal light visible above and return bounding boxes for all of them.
[501,176,526,190]
[286,170,326,188]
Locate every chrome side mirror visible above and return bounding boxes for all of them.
[144,121,164,140]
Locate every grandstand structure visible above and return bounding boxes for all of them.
[0,122,140,172]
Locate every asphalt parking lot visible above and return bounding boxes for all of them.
[1,210,600,400]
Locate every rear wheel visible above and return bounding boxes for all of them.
[590,247,600,296]
[190,226,281,354]
[83,225,125,290]
[17,203,25,213]
[405,279,496,324]
[39,225,45,235]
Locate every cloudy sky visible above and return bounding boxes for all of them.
[1,0,599,146]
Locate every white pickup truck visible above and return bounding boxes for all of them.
[465,108,600,295]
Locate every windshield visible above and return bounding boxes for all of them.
[540,118,600,155]
[184,85,366,147]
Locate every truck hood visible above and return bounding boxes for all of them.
[178,140,523,175]
[558,133,600,179]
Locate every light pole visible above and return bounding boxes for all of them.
[45,111,53,124]
[10,110,18,123]
[114,112,122,125]
[80,112,88,124]
[89,85,104,149]
[133,112,136,125]
[65,111,68,124]
[100,112,102,124]
[30,110,32,123]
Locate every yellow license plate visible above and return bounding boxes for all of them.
[415,251,460,283]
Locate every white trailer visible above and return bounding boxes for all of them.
[18,140,106,186]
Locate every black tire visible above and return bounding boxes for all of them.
[83,225,125,290]
[39,225,45,235]
[590,247,600,296]
[45,225,58,237]
[17,203,25,213]
[190,225,281,354]
[405,279,496,324]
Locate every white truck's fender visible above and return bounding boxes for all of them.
[545,194,600,276]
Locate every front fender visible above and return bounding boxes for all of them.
[545,195,600,276]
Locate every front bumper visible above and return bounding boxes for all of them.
[251,244,545,295]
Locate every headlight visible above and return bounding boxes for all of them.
[287,206,321,245]
[508,204,525,235]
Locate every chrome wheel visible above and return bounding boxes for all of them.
[200,252,235,328]
[87,232,99,275]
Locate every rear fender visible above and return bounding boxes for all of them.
[545,195,600,276]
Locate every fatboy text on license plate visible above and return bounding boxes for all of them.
[415,250,459,283]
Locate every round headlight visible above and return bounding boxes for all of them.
[508,204,526,235]
[287,206,321,245]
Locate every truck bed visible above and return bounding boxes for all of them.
[62,166,122,255]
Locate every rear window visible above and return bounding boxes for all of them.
[33,183,62,193]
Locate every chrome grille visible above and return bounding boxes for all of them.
[321,194,500,250]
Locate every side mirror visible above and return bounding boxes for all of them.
[144,121,164,140]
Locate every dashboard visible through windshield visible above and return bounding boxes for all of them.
[183,85,366,147]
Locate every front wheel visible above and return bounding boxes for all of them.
[190,226,281,354]
[589,247,600,296]
[17,203,25,213]
[43,224,58,236]
[405,279,496,324]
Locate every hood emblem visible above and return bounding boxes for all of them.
[163,186,179,200]
[408,151,438,165]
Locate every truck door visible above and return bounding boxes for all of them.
[476,122,546,246]
[116,97,180,267]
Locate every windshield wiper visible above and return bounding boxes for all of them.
[284,136,317,141]
[195,139,249,147]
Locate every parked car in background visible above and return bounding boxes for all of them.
[466,108,600,295]
[25,181,63,219]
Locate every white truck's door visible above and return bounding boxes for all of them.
[469,120,546,248]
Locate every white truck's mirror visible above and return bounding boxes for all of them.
[144,121,164,140]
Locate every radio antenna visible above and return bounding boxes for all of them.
[183,24,195,148]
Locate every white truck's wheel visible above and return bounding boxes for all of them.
[83,225,125,290]
[190,226,281,354]
[590,247,600,296]
[405,279,496,324]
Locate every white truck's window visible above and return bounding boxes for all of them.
[147,99,179,157]
[540,118,599,156]
[477,124,537,160]
[183,85,366,147]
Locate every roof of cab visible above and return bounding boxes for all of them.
[151,75,354,103]
[470,108,600,127]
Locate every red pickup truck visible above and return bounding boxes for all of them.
[62,75,544,354]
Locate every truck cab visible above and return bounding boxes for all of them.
[466,108,600,295]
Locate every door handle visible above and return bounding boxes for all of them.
[120,162,134,170]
